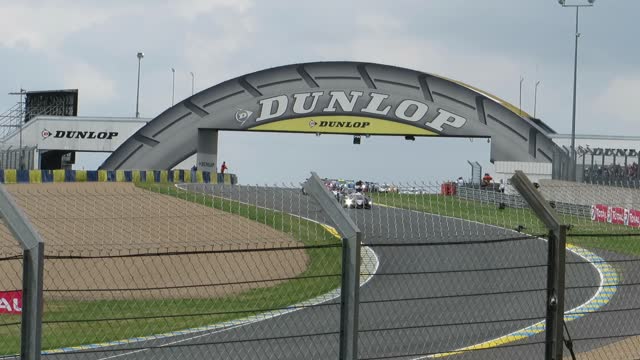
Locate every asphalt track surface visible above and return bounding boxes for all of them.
[40,185,633,360]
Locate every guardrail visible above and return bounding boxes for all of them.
[457,185,591,217]
[0,169,237,185]
[456,185,528,208]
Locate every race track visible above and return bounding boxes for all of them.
[41,185,613,360]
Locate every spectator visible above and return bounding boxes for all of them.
[220,161,228,174]
[457,177,464,188]
[499,179,505,193]
[482,173,493,188]
[583,162,640,182]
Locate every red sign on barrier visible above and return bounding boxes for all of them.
[609,207,626,225]
[591,204,608,223]
[0,291,22,314]
[627,209,640,228]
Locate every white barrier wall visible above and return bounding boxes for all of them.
[1,116,150,152]
[494,161,552,194]
[540,179,640,209]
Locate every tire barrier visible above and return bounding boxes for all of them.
[0,169,237,185]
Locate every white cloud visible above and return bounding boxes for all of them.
[354,12,404,34]
[0,2,117,50]
[62,62,116,110]
[171,0,253,20]
[594,75,640,128]
[182,10,257,86]
[316,17,525,108]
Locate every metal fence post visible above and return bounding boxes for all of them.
[303,172,361,360]
[547,225,567,360]
[0,184,45,360]
[21,242,44,359]
[510,171,566,360]
[339,231,362,360]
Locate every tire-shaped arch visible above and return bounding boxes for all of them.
[102,62,559,170]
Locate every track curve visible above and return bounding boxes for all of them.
[43,185,605,360]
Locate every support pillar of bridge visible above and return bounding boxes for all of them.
[196,129,218,173]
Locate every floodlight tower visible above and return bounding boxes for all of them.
[135,52,144,118]
[558,0,595,180]
[171,68,176,106]
[190,72,195,95]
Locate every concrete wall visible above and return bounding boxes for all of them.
[494,161,552,189]
[540,179,640,209]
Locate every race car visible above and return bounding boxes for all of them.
[342,192,372,209]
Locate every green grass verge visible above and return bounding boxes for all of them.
[371,192,640,256]
[372,193,542,230]
[0,183,341,355]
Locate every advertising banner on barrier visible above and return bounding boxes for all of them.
[0,290,22,314]
[591,204,608,223]
[627,209,640,228]
[608,207,626,225]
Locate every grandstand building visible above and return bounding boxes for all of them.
[0,89,149,170]
[493,134,640,186]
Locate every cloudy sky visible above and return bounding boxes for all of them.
[1,0,638,185]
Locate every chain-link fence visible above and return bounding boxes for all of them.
[536,180,640,360]
[1,174,640,359]
[0,182,345,359]
[345,180,549,359]
[0,219,23,355]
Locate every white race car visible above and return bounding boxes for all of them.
[342,192,372,209]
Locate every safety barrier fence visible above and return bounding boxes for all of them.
[457,185,592,218]
[457,185,529,208]
[1,175,640,359]
[0,169,237,185]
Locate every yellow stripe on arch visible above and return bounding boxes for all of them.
[248,116,438,136]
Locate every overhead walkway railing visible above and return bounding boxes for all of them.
[0,102,24,141]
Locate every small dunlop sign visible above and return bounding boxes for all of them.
[0,290,22,314]
[249,116,437,136]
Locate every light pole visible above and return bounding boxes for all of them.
[519,76,524,116]
[559,0,595,180]
[135,52,144,118]
[534,81,541,118]
[7,89,26,169]
[171,68,176,106]
[190,72,195,96]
